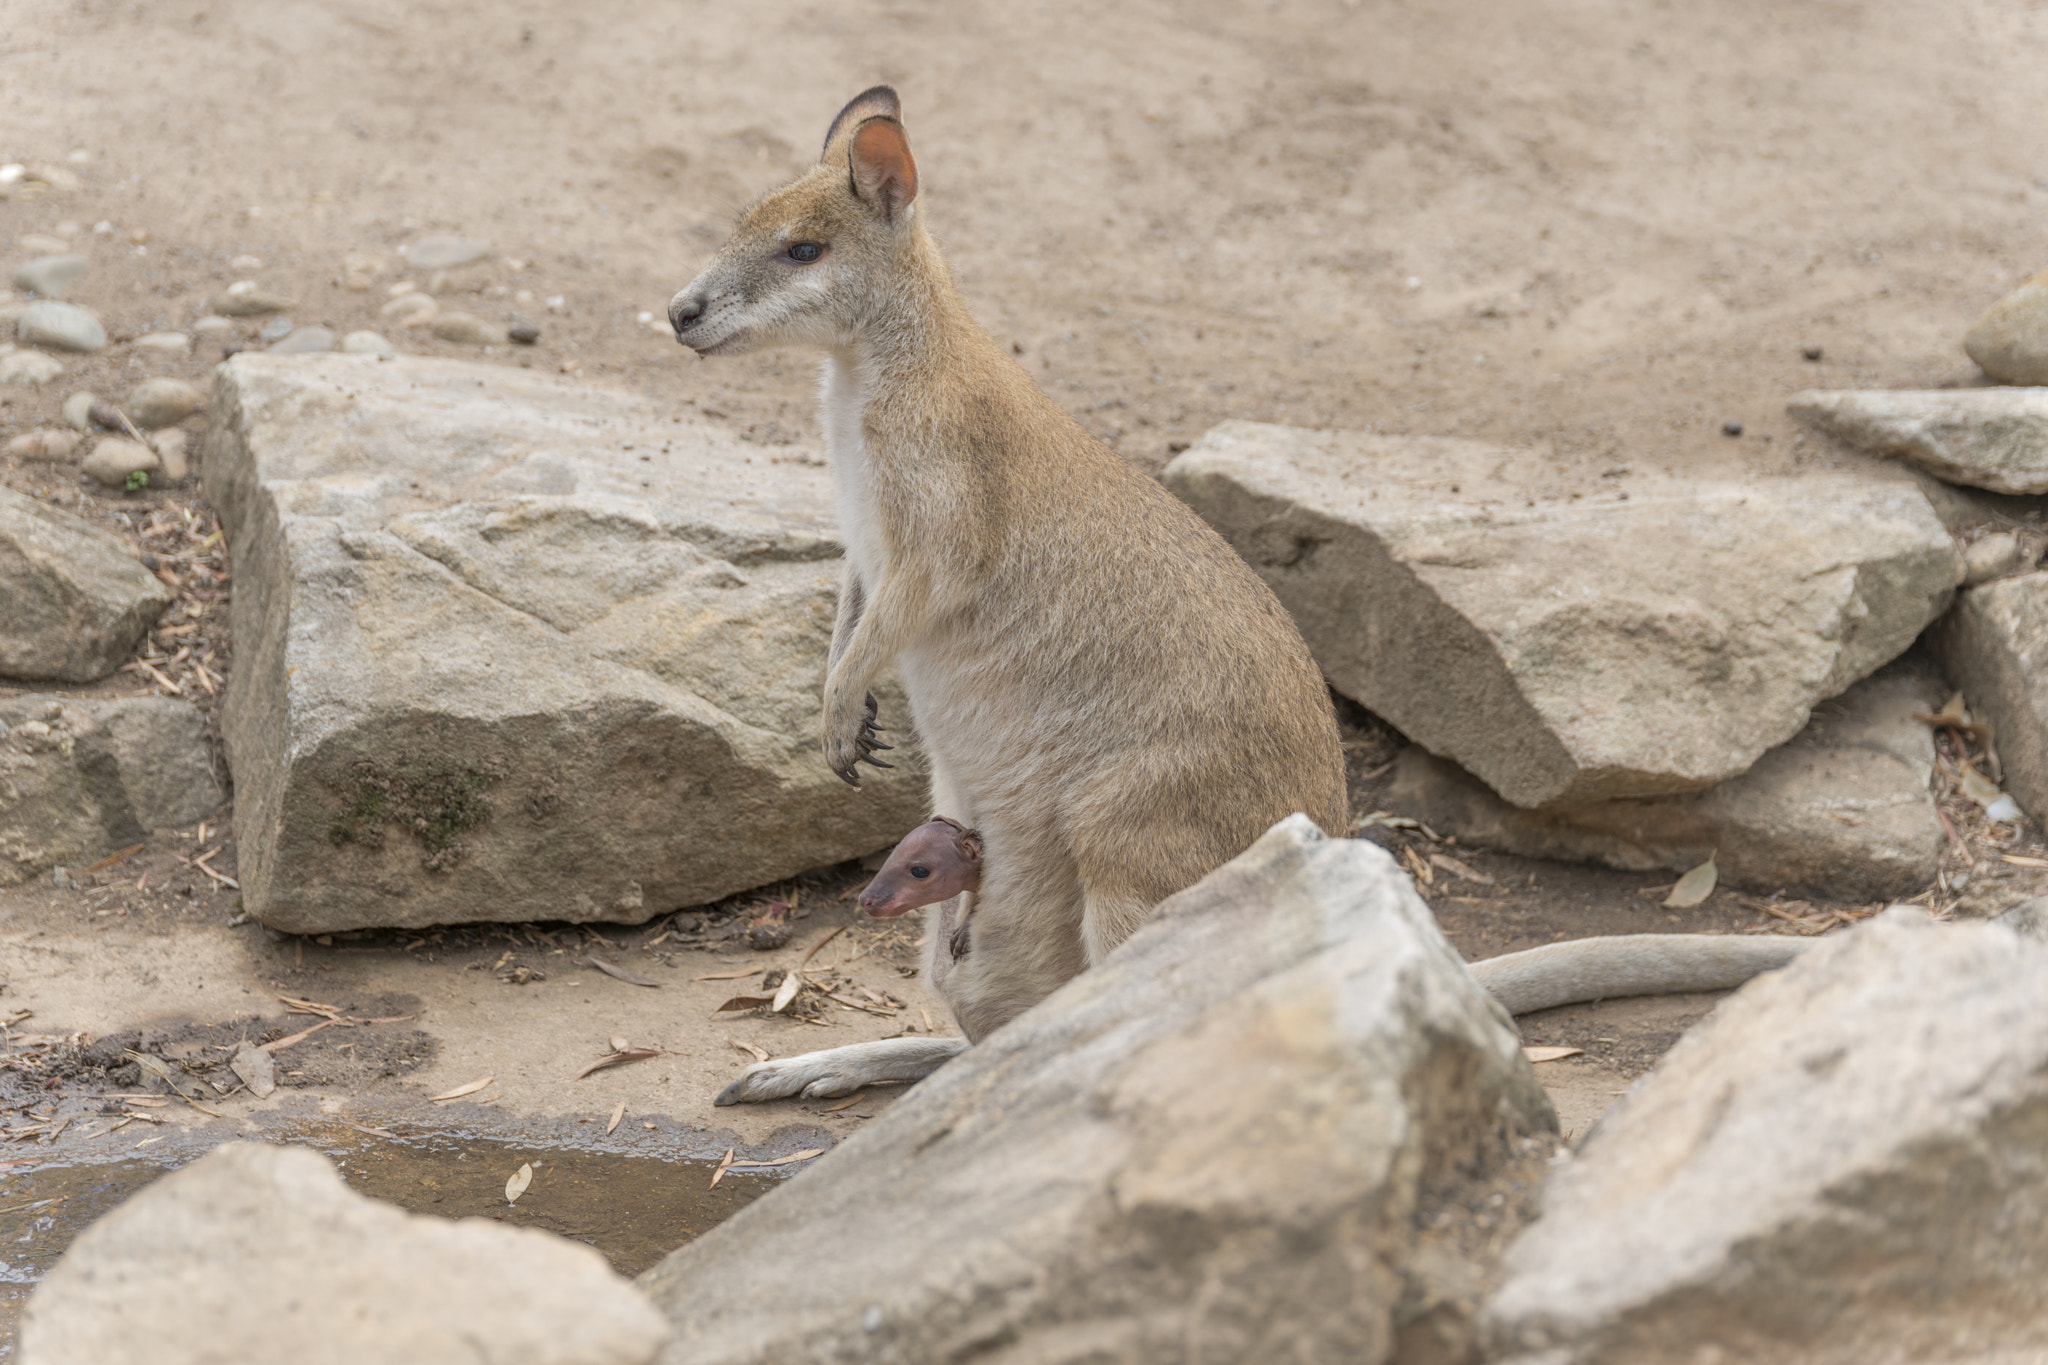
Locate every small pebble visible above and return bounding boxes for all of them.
[432,312,508,346]
[81,437,159,488]
[131,331,191,354]
[124,377,203,428]
[16,300,106,352]
[51,867,76,891]
[229,254,264,270]
[379,292,438,327]
[508,322,540,345]
[1964,531,2024,585]
[1721,420,1744,437]
[402,235,492,271]
[1964,267,2048,386]
[62,391,96,428]
[5,428,81,462]
[0,349,64,385]
[151,427,191,482]
[269,324,336,354]
[88,398,128,430]
[210,282,294,317]
[12,253,89,298]
[17,234,68,256]
[340,329,395,359]
[191,315,237,335]
[258,317,294,342]
[1802,345,1824,362]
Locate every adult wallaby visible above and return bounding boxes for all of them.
[671,86,1346,1102]
[672,88,1806,1104]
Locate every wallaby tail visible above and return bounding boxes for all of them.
[1470,934,1813,1016]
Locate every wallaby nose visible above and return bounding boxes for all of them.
[668,292,704,339]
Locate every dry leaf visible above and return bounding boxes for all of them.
[1663,856,1718,909]
[2003,854,2048,868]
[1428,852,1495,886]
[230,1042,276,1099]
[713,995,774,1014]
[606,1101,625,1135]
[725,1147,827,1169]
[1523,1045,1584,1063]
[506,1163,533,1203]
[608,1034,630,1054]
[428,1075,494,1102]
[709,1147,735,1189]
[585,954,662,988]
[1958,766,2006,810]
[1400,845,1434,886]
[820,1093,865,1112]
[729,1038,770,1063]
[571,1048,662,1082]
[693,969,758,981]
[770,972,802,1013]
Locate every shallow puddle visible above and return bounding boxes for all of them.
[0,1121,782,1356]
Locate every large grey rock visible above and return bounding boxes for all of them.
[207,353,927,932]
[1935,570,2048,821]
[0,694,226,883]
[1789,387,2048,494]
[1965,267,2048,386]
[0,485,172,681]
[1389,663,1945,901]
[639,816,1556,1365]
[1483,908,2048,1365]
[1164,422,1961,807]
[19,1142,670,1365]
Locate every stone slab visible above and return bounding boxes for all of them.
[1165,421,1960,807]
[206,353,926,932]
[1789,386,2048,494]
[0,484,173,682]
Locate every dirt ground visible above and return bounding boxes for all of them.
[4,0,2048,1301]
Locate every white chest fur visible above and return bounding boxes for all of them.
[821,352,883,583]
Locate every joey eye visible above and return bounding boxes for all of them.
[909,865,931,879]
[787,242,824,263]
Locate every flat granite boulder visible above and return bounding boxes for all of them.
[206,354,926,932]
[1788,387,2048,494]
[1387,662,1945,902]
[638,817,1556,1365]
[1165,422,1961,807]
[0,485,173,682]
[1483,908,2048,1364]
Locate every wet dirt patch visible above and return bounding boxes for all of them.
[76,995,434,1093]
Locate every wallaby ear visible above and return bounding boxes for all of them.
[848,116,918,223]
[821,86,902,158]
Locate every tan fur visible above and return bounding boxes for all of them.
[673,88,1345,1102]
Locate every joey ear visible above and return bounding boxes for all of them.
[848,116,918,223]
[821,86,902,158]
[958,829,983,863]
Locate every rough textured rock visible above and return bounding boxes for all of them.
[1388,662,1945,901]
[1934,569,2048,821]
[1789,386,2048,494]
[19,1142,671,1365]
[1483,908,2048,1365]
[1164,421,1960,807]
[208,353,927,931]
[0,693,225,882]
[1965,267,2048,386]
[0,485,172,681]
[639,816,1556,1365]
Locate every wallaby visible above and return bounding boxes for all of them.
[859,815,982,919]
[671,88,1806,1104]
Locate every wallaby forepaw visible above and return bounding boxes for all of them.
[823,690,893,786]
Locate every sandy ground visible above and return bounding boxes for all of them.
[4,0,2048,1266]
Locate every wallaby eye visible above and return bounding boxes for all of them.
[787,242,825,263]
[909,865,931,879]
